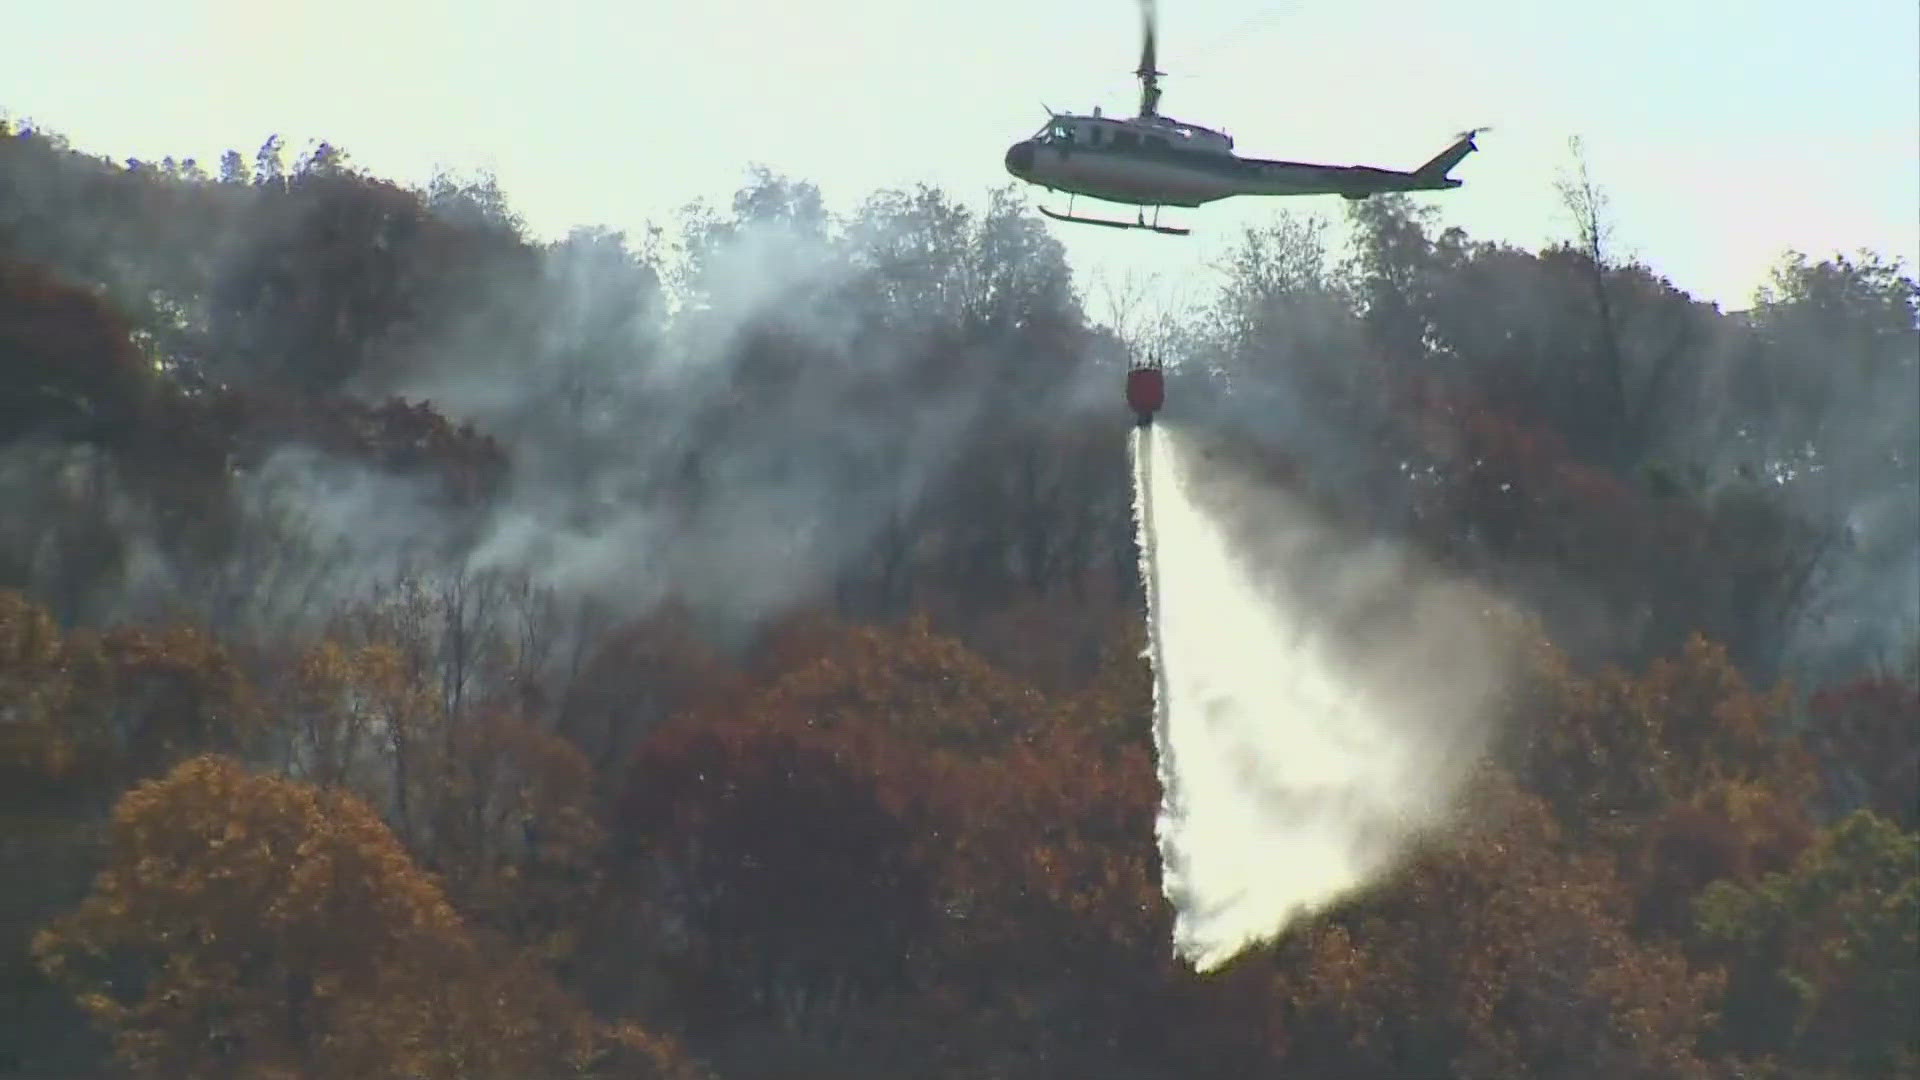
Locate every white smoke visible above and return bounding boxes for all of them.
[1134,422,1516,971]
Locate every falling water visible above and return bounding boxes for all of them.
[1132,423,1513,971]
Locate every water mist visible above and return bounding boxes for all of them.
[1133,423,1514,971]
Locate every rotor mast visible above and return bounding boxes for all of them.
[1136,0,1163,118]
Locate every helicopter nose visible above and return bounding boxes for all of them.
[1004,141,1034,176]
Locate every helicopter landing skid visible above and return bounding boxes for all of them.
[1038,204,1191,236]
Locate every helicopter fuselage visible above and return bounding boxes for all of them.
[1004,114,1473,208]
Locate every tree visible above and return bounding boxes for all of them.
[1803,671,1920,829]
[610,712,933,1046]
[420,712,608,967]
[1692,810,1920,1078]
[0,589,86,792]
[1242,772,1721,1080]
[558,602,742,768]
[0,592,264,801]
[32,755,690,1078]
[1735,251,1920,678]
[908,718,1185,1077]
[746,613,1051,752]
[0,257,153,449]
[1551,136,1631,460]
[1510,634,1814,849]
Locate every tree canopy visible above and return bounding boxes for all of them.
[0,118,1913,1078]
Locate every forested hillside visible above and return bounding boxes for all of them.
[2,119,1915,1079]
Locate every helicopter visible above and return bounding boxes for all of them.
[1003,0,1486,235]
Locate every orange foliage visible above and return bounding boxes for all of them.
[1626,778,1817,938]
[285,633,608,962]
[31,754,697,1079]
[610,620,1190,1067]
[1249,772,1722,1079]
[86,618,266,768]
[1054,611,1155,748]
[425,712,607,964]
[1513,633,1815,846]
[949,593,1150,712]
[744,612,1052,753]
[901,718,1194,1073]
[0,591,262,800]
[921,719,1164,969]
[0,590,81,786]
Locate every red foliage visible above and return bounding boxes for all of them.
[1804,673,1920,829]
[213,387,509,504]
[558,603,744,767]
[908,720,1181,1039]
[1388,369,1828,676]
[610,711,934,1038]
[1626,779,1817,938]
[0,257,229,514]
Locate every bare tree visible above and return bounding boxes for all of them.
[1556,136,1632,454]
[1556,136,1699,471]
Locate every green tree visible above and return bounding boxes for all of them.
[1693,810,1920,1077]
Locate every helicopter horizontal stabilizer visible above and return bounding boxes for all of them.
[1038,205,1190,236]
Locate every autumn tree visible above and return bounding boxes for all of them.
[0,590,88,793]
[743,613,1052,752]
[1235,772,1722,1080]
[1803,670,1920,829]
[420,712,609,967]
[0,591,263,802]
[557,601,742,769]
[1510,634,1815,850]
[905,718,1184,1077]
[609,712,933,1051]
[278,601,612,960]
[0,257,153,450]
[1692,810,1920,1078]
[8,116,1919,1080]
[32,754,694,1079]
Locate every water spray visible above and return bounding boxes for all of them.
[1130,414,1511,972]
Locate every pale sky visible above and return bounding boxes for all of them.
[7,0,1917,313]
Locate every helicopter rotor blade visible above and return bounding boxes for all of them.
[1136,0,1163,116]
[1138,0,1158,76]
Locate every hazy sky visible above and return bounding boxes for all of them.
[8,0,1916,312]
